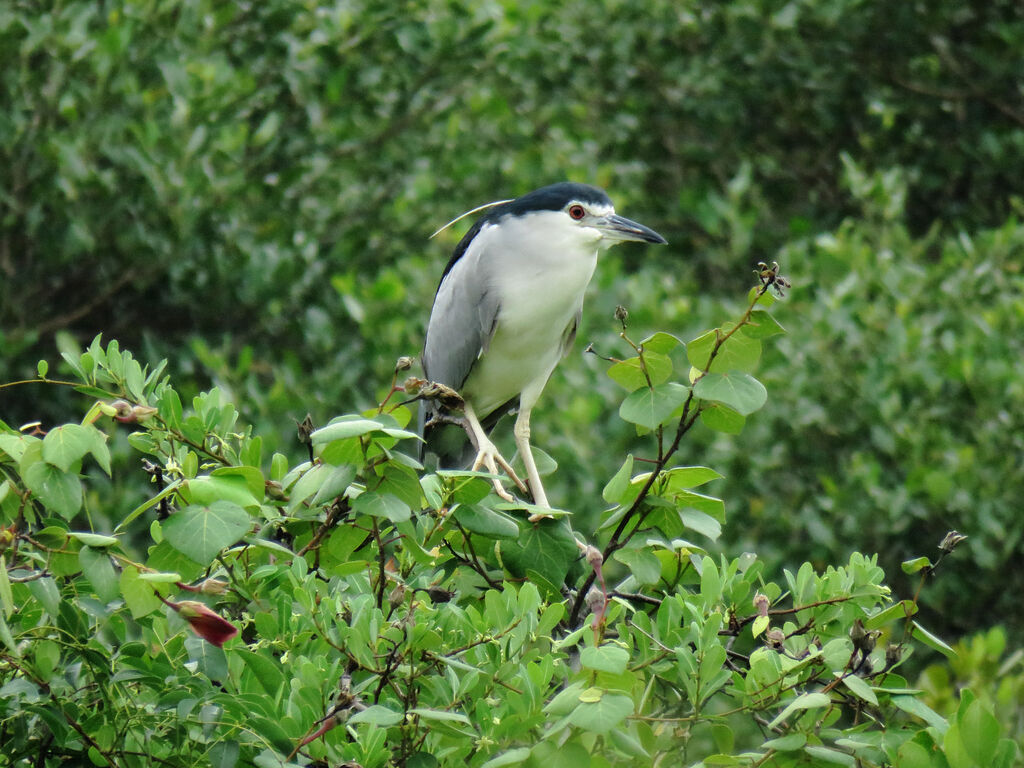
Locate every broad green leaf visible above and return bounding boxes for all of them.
[236,649,286,698]
[911,621,956,658]
[958,699,1000,766]
[352,491,411,522]
[840,674,878,706]
[0,555,12,617]
[24,460,82,520]
[767,692,832,729]
[496,522,578,586]
[579,644,630,674]
[162,501,251,564]
[864,599,917,629]
[639,331,683,353]
[700,403,746,434]
[41,424,93,472]
[663,466,723,490]
[895,741,934,768]
[602,454,634,504]
[743,310,786,339]
[680,508,722,541]
[453,504,520,539]
[407,708,471,725]
[185,474,261,510]
[693,372,767,415]
[687,325,762,373]
[607,352,673,392]
[619,382,690,430]
[803,746,856,766]
[762,733,806,751]
[68,532,119,548]
[211,466,265,502]
[901,556,932,575]
[568,692,633,732]
[119,566,163,618]
[480,748,532,768]
[27,577,60,618]
[185,636,228,680]
[612,547,661,585]
[350,705,404,727]
[80,546,119,603]
[311,464,357,506]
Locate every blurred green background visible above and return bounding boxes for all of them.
[2,0,1022,662]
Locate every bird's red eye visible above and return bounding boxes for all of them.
[568,204,586,220]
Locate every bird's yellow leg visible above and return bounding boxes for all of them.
[513,408,552,520]
[463,403,528,500]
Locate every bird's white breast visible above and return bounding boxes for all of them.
[462,212,600,416]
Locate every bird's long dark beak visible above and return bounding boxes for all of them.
[596,213,667,244]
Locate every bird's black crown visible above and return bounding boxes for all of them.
[438,183,612,287]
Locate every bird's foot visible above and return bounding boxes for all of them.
[470,439,528,502]
[525,480,553,522]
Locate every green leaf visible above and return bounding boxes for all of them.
[692,372,767,415]
[480,748,532,768]
[568,692,634,732]
[497,523,579,586]
[452,504,520,539]
[185,474,261,510]
[680,508,722,540]
[119,566,163,618]
[407,708,471,725]
[619,382,690,430]
[895,741,934,768]
[762,733,806,751]
[802,746,856,766]
[864,599,917,629]
[700,402,746,434]
[162,501,251,564]
[911,621,956,658]
[607,351,673,391]
[24,460,82,519]
[752,615,770,638]
[79,546,119,603]
[640,331,682,353]
[352,491,411,523]
[891,695,948,732]
[767,692,832,729]
[0,556,13,618]
[612,547,662,585]
[67,532,119,549]
[579,644,630,674]
[901,556,933,575]
[350,705,404,727]
[840,674,878,706]
[743,310,786,339]
[311,464,357,506]
[27,577,60,618]
[687,325,762,373]
[312,417,420,443]
[37,359,49,378]
[42,424,93,472]
[958,699,1000,766]
[236,649,286,698]
[602,455,634,504]
[663,466,723,490]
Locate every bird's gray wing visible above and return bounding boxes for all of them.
[419,241,500,465]
[559,307,582,358]
[421,247,500,391]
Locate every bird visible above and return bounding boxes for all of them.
[420,182,666,512]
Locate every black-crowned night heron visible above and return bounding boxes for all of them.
[420,182,666,510]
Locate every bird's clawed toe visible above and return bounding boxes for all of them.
[470,440,527,502]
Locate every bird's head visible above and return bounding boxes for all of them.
[501,182,667,251]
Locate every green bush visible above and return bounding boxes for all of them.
[0,282,1017,767]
